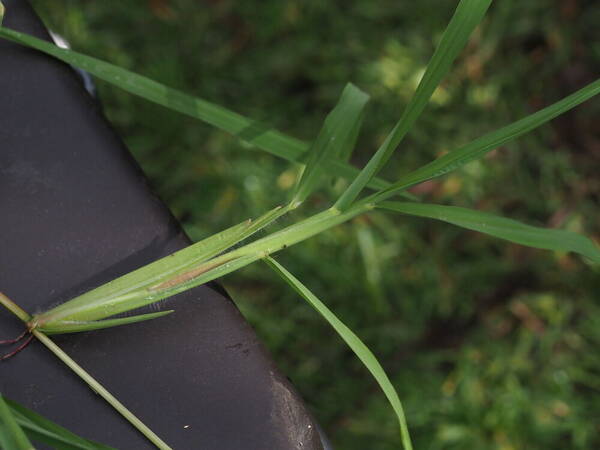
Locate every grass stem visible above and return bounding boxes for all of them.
[0,292,31,322]
[31,330,173,450]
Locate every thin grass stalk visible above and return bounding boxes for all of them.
[31,331,173,450]
[0,292,31,323]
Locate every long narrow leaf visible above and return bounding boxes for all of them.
[35,253,258,330]
[32,205,371,331]
[33,206,285,327]
[0,395,33,450]
[5,397,114,450]
[0,26,414,200]
[39,310,174,335]
[371,79,600,203]
[0,27,305,160]
[291,83,369,207]
[335,0,492,210]
[380,201,600,263]
[263,257,413,450]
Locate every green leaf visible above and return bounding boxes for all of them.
[371,78,600,203]
[0,395,33,450]
[30,205,370,336]
[336,106,365,164]
[35,252,260,331]
[128,203,372,310]
[0,26,414,200]
[5,397,114,450]
[33,206,286,329]
[291,83,369,207]
[335,0,492,211]
[380,201,600,263]
[31,203,373,333]
[0,27,304,161]
[39,310,174,335]
[263,257,413,450]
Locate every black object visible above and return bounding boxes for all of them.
[0,1,324,448]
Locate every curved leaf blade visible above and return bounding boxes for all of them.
[335,0,492,210]
[380,201,600,263]
[264,257,413,450]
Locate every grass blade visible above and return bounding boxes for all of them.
[291,83,369,207]
[335,0,492,211]
[34,203,374,333]
[263,256,413,450]
[380,201,600,263]
[33,206,285,327]
[371,78,600,203]
[38,310,174,335]
[0,26,414,200]
[43,203,374,328]
[0,394,33,450]
[6,397,115,450]
[35,253,258,329]
[0,26,305,161]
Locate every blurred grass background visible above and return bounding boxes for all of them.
[31,0,600,448]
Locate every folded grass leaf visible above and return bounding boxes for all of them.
[0,394,33,450]
[33,253,260,332]
[380,201,600,263]
[27,204,374,334]
[5,397,115,450]
[32,207,286,329]
[263,256,413,450]
[291,83,369,207]
[335,0,492,211]
[370,78,600,203]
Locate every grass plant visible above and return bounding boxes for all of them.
[1,0,599,448]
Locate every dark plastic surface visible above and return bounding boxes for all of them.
[0,1,323,448]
